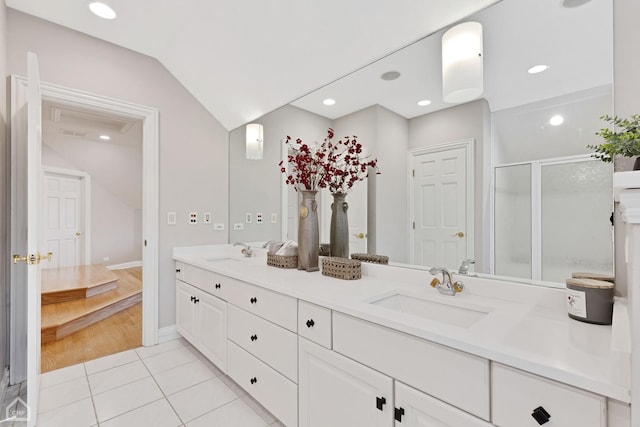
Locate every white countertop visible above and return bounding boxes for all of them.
[173,244,631,403]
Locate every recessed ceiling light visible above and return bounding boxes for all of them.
[549,115,564,126]
[99,134,111,140]
[381,71,401,81]
[528,65,550,74]
[88,1,117,19]
[323,98,336,106]
[417,100,432,106]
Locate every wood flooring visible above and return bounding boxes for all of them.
[41,264,119,304]
[41,267,143,373]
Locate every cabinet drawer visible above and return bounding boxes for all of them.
[298,301,331,349]
[332,312,490,421]
[492,363,606,427]
[225,278,297,332]
[228,304,297,382]
[183,265,227,300]
[227,341,298,427]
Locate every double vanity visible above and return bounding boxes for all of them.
[173,245,631,426]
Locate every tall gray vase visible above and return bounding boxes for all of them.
[330,192,349,258]
[298,190,319,272]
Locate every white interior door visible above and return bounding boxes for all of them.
[411,143,473,269]
[43,171,86,268]
[9,52,44,426]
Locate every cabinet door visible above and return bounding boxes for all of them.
[394,382,492,427]
[176,280,197,344]
[299,338,393,427]
[198,292,227,372]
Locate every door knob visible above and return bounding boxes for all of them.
[76,232,81,236]
[452,231,464,238]
[13,252,53,265]
[353,233,366,239]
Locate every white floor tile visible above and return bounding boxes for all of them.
[88,360,150,395]
[40,364,86,389]
[153,359,218,396]
[135,338,187,359]
[141,346,198,375]
[92,377,163,422]
[84,350,140,375]
[99,398,181,427]
[186,399,268,427]
[240,394,277,425]
[38,376,91,414]
[168,377,239,422]
[37,398,96,427]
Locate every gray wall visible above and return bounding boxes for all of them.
[0,1,8,370]
[6,10,230,329]
[408,99,491,272]
[229,105,332,243]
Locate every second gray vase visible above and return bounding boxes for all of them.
[330,192,349,258]
[298,190,319,271]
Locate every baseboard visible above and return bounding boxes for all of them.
[107,261,143,270]
[157,325,180,344]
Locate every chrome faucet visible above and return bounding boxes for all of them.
[428,267,464,296]
[458,259,475,275]
[233,242,253,257]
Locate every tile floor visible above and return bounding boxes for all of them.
[35,338,285,427]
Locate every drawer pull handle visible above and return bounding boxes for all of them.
[531,406,551,425]
[176,269,181,273]
[306,319,315,328]
[250,297,257,304]
[394,407,405,422]
[250,377,257,385]
[190,296,195,302]
[250,334,258,342]
[193,298,200,303]
[376,396,386,411]
[215,283,221,289]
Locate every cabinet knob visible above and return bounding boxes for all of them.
[376,396,386,411]
[190,296,195,302]
[394,407,405,422]
[193,298,200,304]
[250,377,257,385]
[176,269,181,273]
[250,297,257,304]
[306,319,315,328]
[215,283,221,289]
[250,334,258,342]
[531,406,551,425]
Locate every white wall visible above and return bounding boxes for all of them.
[7,10,230,329]
[229,105,332,244]
[0,1,8,370]
[408,99,491,272]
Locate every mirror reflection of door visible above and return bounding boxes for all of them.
[410,141,474,269]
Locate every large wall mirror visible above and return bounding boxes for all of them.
[229,0,614,286]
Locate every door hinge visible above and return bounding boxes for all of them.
[412,222,415,230]
[395,407,405,422]
[412,169,415,177]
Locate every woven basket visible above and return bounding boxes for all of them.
[267,252,298,269]
[322,257,361,280]
[351,253,389,265]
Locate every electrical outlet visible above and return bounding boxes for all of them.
[245,213,252,223]
[271,213,277,224]
[167,211,176,225]
[233,223,244,230]
[203,212,212,224]
[189,212,198,224]
[256,213,263,224]
[214,223,224,231]
[103,256,110,262]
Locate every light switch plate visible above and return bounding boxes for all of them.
[203,212,212,224]
[167,212,176,225]
[271,213,277,224]
[245,213,252,223]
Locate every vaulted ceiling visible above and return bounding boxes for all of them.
[5,0,499,130]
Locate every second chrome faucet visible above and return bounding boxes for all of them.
[428,267,464,296]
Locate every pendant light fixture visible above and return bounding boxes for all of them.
[246,123,264,160]
[442,21,483,104]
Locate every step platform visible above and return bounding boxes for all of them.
[41,265,119,305]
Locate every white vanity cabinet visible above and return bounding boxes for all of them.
[299,337,393,427]
[175,280,227,371]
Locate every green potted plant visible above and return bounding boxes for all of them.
[589,114,640,170]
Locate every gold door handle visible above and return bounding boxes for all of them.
[353,233,366,239]
[76,232,81,236]
[13,252,53,265]
[452,232,465,238]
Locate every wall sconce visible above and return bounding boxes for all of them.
[442,21,483,104]
[246,123,263,160]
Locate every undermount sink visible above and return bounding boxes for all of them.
[203,256,243,262]
[369,292,491,328]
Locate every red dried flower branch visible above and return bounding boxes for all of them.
[279,128,380,193]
